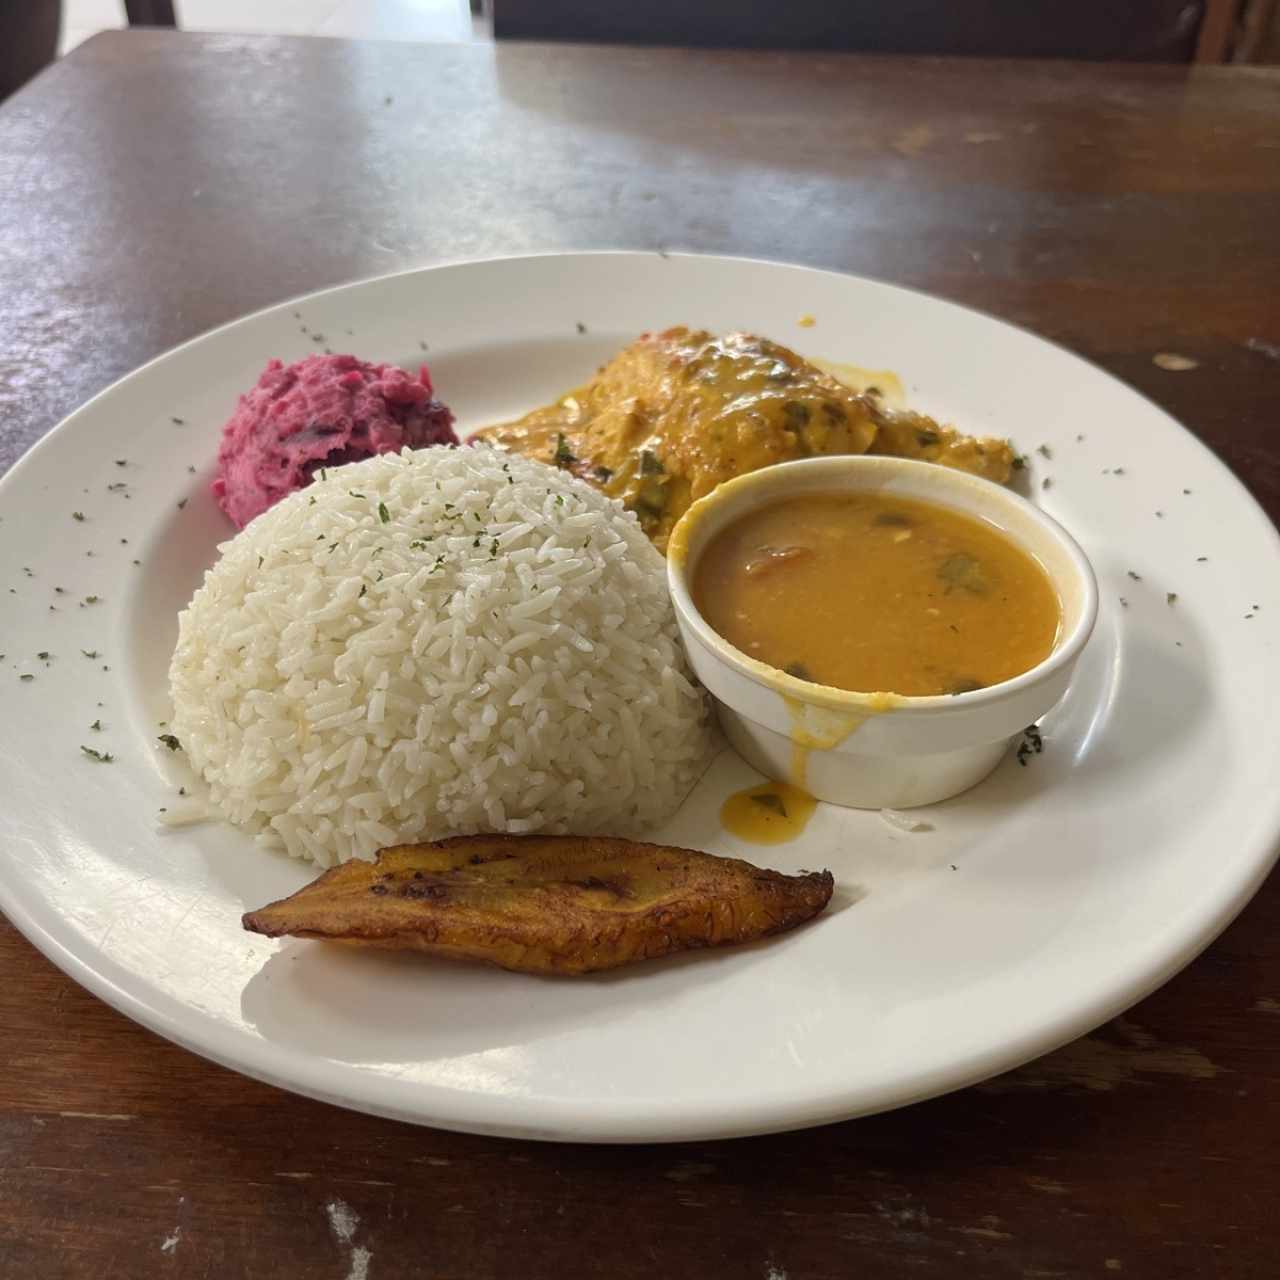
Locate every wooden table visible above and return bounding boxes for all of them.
[2,31,1279,1279]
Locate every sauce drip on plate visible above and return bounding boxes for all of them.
[720,781,818,845]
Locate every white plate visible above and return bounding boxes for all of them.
[2,252,1278,1143]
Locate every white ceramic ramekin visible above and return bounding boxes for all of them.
[667,456,1098,809]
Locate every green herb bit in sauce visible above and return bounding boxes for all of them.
[378,501,391,524]
[750,792,788,817]
[553,434,577,469]
[938,553,988,595]
[80,746,114,763]
[639,449,665,477]
[783,401,811,428]
[784,661,817,683]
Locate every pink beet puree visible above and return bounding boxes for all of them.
[212,354,457,526]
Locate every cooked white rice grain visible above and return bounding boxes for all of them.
[169,446,716,867]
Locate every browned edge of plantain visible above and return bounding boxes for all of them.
[243,833,834,976]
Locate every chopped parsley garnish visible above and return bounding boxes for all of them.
[72,511,85,522]
[1036,444,1052,459]
[171,416,186,425]
[1015,725,1043,766]
[80,746,114,763]
[1127,570,1142,581]
[19,673,34,682]
[358,584,367,598]
[349,490,366,499]
[83,595,100,605]
[1042,477,1053,490]
[157,734,182,751]
[90,719,102,731]
[576,322,587,334]
[1166,592,1178,606]
[81,649,99,658]
[378,501,391,524]
[115,459,127,467]
[750,792,787,816]
[177,498,188,510]
[1011,454,1028,470]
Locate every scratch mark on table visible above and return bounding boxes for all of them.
[58,1110,136,1120]
[665,1161,714,1183]
[1252,997,1280,1014]
[954,1215,1013,1241]
[892,125,934,157]
[764,1264,788,1280]
[276,1171,313,1179]
[326,1198,374,1280]
[327,1199,359,1245]
[1104,1262,1123,1272]
[1026,1177,1070,1195]
[160,1227,181,1255]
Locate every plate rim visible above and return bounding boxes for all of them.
[2,249,1279,1142]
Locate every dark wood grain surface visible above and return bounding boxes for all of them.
[2,32,1279,1279]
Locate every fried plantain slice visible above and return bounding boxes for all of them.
[243,834,834,975]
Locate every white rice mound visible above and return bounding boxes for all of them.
[169,446,716,867]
